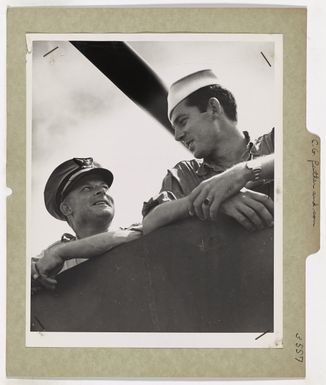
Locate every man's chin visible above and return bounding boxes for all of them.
[92,206,114,220]
[193,149,204,159]
[99,208,114,219]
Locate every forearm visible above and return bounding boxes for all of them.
[224,154,275,199]
[50,231,133,261]
[257,153,274,181]
[34,229,141,279]
[189,154,275,221]
[142,197,190,235]
[247,154,274,182]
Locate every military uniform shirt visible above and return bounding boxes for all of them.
[142,129,274,217]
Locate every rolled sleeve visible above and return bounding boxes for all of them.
[142,162,196,217]
[252,128,274,156]
[142,190,177,218]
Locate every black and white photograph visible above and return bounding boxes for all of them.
[26,34,282,348]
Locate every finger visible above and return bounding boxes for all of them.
[209,197,223,221]
[238,204,265,230]
[192,199,204,220]
[188,184,203,203]
[245,190,274,214]
[39,276,57,290]
[40,276,57,285]
[230,208,256,231]
[192,191,208,220]
[46,262,64,277]
[209,188,228,220]
[37,258,62,276]
[131,232,142,239]
[244,198,274,227]
[201,199,211,220]
[263,195,274,215]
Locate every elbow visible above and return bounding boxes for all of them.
[142,216,155,235]
[142,208,162,235]
[142,202,173,235]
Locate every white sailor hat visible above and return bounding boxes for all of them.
[167,69,219,120]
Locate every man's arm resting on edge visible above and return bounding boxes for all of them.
[189,154,274,220]
[35,229,142,280]
[142,196,191,235]
[143,154,274,234]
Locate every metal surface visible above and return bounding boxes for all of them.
[31,216,273,332]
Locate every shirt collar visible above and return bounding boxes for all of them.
[196,131,253,177]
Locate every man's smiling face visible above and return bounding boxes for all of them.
[62,173,115,227]
[171,98,220,160]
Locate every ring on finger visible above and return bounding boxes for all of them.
[203,197,211,206]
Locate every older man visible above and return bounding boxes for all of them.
[31,157,141,292]
[142,69,274,234]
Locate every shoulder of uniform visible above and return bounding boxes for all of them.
[171,159,201,171]
[252,128,274,154]
[255,128,274,144]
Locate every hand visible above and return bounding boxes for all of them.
[125,223,143,233]
[114,229,142,244]
[220,188,274,231]
[189,164,249,221]
[32,269,58,291]
[36,245,65,278]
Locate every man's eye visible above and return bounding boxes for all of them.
[81,186,91,192]
[180,119,188,126]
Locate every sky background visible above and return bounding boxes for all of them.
[30,36,276,256]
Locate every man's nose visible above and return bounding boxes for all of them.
[95,185,107,195]
[174,127,184,141]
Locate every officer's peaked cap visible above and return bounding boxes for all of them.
[44,157,114,221]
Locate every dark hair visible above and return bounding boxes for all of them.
[185,84,237,122]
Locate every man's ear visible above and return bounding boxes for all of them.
[60,201,72,217]
[206,97,223,117]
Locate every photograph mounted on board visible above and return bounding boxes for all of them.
[26,34,282,348]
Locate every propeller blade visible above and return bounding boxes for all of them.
[70,41,173,133]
